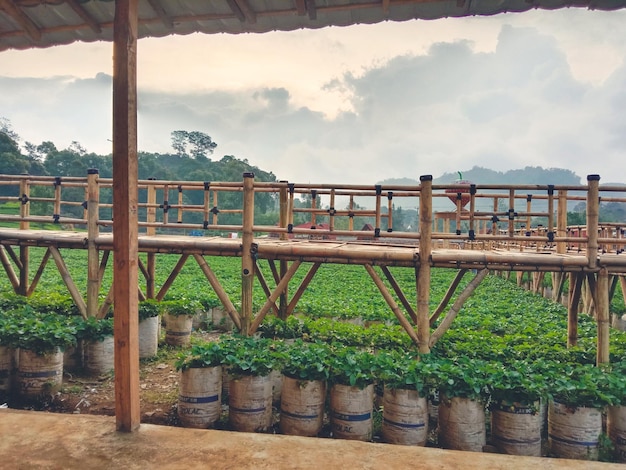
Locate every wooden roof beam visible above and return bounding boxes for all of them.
[295,0,307,15]
[382,0,390,14]
[225,0,246,22]
[0,0,41,41]
[145,0,174,28]
[233,0,257,23]
[65,0,102,34]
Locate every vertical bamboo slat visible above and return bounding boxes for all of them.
[587,175,600,269]
[596,268,610,365]
[86,169,100,318]
[241,172,255,336]
[417,175,432,354]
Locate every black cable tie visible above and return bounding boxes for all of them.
[20,194,29,205]
[204,182,210,191]
[287,224,293,233]
[527,194,532,202]
[311,190,317,199]
[491,215,499,223]
[178,185,182,192]
[547,231,555,242]
[52,214,60,223]
[470,184,476,195]
[387,191,393,200]
[456,192,462,200]
[81,201,88,209]
[387,228,393,233]
[328,207,336,216]
[348,211,354,218]
[160,201,170,213]
[469,229,475,240]
[508,209,515,220]
[288,183,295,195]
[375,185,382,196]
[54,176,62,188]
[526,231,531,237]
[203,221,209,229]
[547,185,554,196]
[456,229,461,235]
[210,206,220,215]
[374,228,381,237]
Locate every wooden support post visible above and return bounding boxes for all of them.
[596,268,610,365]
[87,169,100,318]
[365,264,420,346]
[287,262,321,316]
[27,249,52,296]
[417,175,433,354]
[380,265,417,324]
[241,172,255,336]
[568,272,584,347]
[155,254,189,301]
[429,268,489,348]
[112,0,140,432]
[49,246,87,318]
[587,175,600,269]
[254,266,281,317]
[0,246,19,292]
[430,269,468,326]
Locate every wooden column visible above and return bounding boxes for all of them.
[112,0,140,432]
[241,172,255,335]
[86,169,100,317]
[417,175,432,354]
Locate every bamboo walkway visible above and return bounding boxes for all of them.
[1,172,626,362]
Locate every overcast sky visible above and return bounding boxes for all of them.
[1,8,625,185]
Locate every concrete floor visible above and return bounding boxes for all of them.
[0,409,623,470]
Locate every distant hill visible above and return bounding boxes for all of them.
[374,166,585,210]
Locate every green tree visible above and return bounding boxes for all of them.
[171,130,217,160]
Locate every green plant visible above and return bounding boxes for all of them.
[220,336,284,378]
[430,357,491,401]
[374,350,430,396]
[258,316,304,340]
[11,307,77,354]
[546,362,614,409]
[138,299,162,321]
[162,299,199,317]
[328,346,376,389]
[175,341,225,371]
[75,317,114,342]
[281,340,330,382]
[488,359,547,408]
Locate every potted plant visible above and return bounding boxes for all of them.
[138,299,161,358]
[546,362,610,461]
[488,359,547,456]
[328,346,377,441]
[221,336,284,432]
[76,316,115,376]
[12,307,77,399]
[162,299,198,347]
[375,350,430,446]
[431,356,490,452]
[279,340,330,437]
[175,341,225,428]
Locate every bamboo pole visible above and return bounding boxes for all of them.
[557,190,567,255]
[49,246,87,318]
[112,0,141,432]
[596,268,610,365]
[18,177,30,296]
[287,262,321,316]
[155,254,189,301]
[279,182,289,319]
[430,269,468,326]
[364,264,419,346]
[587,175,600,269]
[27,247,52,296]
[86,169,100,318]
[429,268,489,348]
[0,246,19,292]
[241,172,255,336]
[193,254,241,331]
[380,265,417,324]
[249,260,301,333]
[417,175,432,353]
[568,272,584,347]
[253,266,281,317]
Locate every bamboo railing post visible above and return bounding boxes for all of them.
[587,175,600,269]
[348,195,354,231]
[417,175,432,354]
[241,172,255,336]
[375,186,382,236]
[387,191,393,232]
[279,182,289,319]
[86,169,100,318]
[597,268,610,365]
[310,189,317,226]
[18,176,30,296]
[146,178,156,298]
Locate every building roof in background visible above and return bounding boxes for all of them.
[2,0,626,52]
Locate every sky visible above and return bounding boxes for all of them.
[1,8,625,185]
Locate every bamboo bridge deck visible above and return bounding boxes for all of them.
[1,172,626,364]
